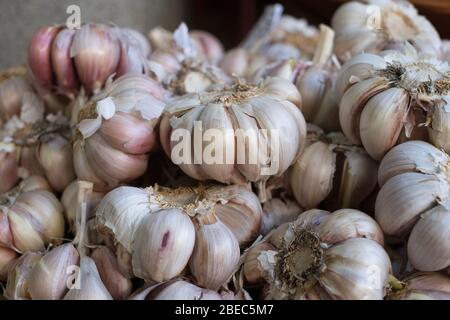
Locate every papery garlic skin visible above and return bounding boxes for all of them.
[96,184,256,288]
[331,0,441,60]
[74,74,165,192]
[376,141,450,272]
[161,77,306,185]
[190,30,224,64]
[129,280,222,300]
[0,176,64,253]
[336,47,450,160]
[259,208,390,300]
[243,242,275,286]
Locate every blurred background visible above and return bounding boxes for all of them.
[1,0,449,70]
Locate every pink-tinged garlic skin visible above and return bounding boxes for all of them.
[51,29,79,96]
[99,112,157,154]
[0,246,18,281]
[0,71,32,122]
[116,28,151,78]
[71,24,121,94]
[0,151,19,193]
[27,26,60,90]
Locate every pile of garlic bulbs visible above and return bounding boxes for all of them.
[2,0,450,300]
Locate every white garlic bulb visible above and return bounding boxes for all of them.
[289,125,378,210]
[258,208,389,300]
[160,77,306,185]
[73,74,165,192]
[376,141,450,272]
[0,176,65,253]
[336,46,450,160]
[388,272,450,300]
[332,0,441,60]
[96,184,259,289]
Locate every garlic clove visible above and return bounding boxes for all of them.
[190,30,224,64]
[28,26,60,90]
[132,208,195,282]
[91,246,132,300]
[290,141,335,209]
[51,29,79,97]
[63,256,113,300]
[428,102,450,154]
[189,213,240,290]
[359,88,410,160]
[0,246,18,281]
[320,238,391,300]
[295,67,327,120]
[8,190,65,252]
[37,134,75,192]
[71,24,120,94]
[375,172,448,237]
[377,140,446,187]
[335,53,386,99]
[0,151,19,193]
[27,243,80,300]
[407,206,450,272]
[4,252,42,300]
[219,48,249,77]
[339,77,389,145]
[99,112,157,155]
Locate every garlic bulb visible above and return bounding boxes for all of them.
[376,141,450,272]
[331,0,441,60]
[61,180,105,233]
[73,74,165,191]
[130,280,222,300]
[0,176,65,253]
[336,46,450,160]
[0,66,44,127]
[96,184,259,289]
[289,125,378,210]
[388,272,450,300]
[4,251,42,300]
[91,246,132,300]
[160,77,306,185]
[260,197,302,236]
[258,208,389,300]
[28,23,151,96]
[147,23,230,95]
[27,243,79,300]
[0,246,18,281]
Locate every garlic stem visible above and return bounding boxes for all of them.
[73,180,93,257]
[312,25,334,67]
